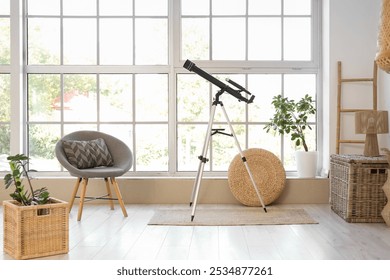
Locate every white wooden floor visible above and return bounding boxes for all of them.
[1,203,390,260]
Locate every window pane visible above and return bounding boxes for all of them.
[135,74,168,121]
[28,18,60,65]
[181,18,210,60]
[28,74,61,122]
[135,0,168,16]
[248,125,281,158]
[0,74,10,170]
[177,74,210,123]
[99,74,132,122]
[99,0,133,16]
[0,0,10,14]
[248,0,281,15]
[63,74,97,121]
[135,0,167,16]
[284,18,311,61]
[284,74,316,122]
[0,18,10,64]
[63,19,97,64]
[63,0,96,15]
[99,19,133,65]
[135,124,168,171]
[0,125,10,170]
[0,74,10,122]
[248,74,282,122]
[100,124,133,154]
[212,124,245,171]
[284,0,311,15]
[248,18,281,60]
[29,124,61,171]
[177,124,209,171]
[27,0,60,15]
[212,18,245,60]
[284,74,316,100]
[135,19,168,65]
[182,0,209,15]
[212,0,246,15]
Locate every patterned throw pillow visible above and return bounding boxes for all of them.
[62,138,114,169]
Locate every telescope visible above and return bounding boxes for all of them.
[183,59,255,104]
[183,59,267,221]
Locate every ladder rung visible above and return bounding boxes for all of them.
[340,109,373,113]
[341,78,374,83]
[338,140,365,144]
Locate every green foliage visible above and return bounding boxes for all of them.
[0,126,10,154]
[29,125,59,159]
[3,154,50,206]
[264,94,316,152]
[0,74,10,122]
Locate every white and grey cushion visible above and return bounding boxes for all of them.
[62,138,114,169]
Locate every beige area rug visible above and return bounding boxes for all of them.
[148,207,318,226]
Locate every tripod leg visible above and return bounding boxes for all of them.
[220,104,267,212]
[189,104,217,221]
[190,160,202,207]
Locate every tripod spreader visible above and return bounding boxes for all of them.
[211,128,232,137]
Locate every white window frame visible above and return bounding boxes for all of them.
[172,0,322,177]
[4,0,322,177]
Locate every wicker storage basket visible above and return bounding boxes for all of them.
[3,198,69,259]
[330,154,388,223]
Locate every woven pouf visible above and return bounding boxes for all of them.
[376,0,390,71]
[228,148,286,206]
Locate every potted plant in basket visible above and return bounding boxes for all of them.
[264,94,317,178]
[4,154,50,206]
[2,154,69,260]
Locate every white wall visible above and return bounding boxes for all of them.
[323,0,382,171]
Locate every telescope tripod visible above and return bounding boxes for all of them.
[189,90,267,221]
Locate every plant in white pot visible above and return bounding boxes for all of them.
[264,94,317,178]
[3,154,68,259]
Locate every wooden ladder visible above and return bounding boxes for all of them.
[336,61,378,154]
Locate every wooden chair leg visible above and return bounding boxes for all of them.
[77,178,88,221]
[104,177,114,210]
[69,178,81,213]
[110,177,128,217]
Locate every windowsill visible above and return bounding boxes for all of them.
[7,172,329,180]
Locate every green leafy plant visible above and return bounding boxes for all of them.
[3,154,50,206]
[264,94,316,152]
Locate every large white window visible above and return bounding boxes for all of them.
[3,0,320,175]
[177,0,319,173]
[25,0,169,171]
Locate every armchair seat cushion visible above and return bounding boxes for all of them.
[68,166,127,178]
[62,138,114,169]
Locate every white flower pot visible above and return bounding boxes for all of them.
[295,151,318,178]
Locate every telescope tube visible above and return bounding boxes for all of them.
[183,60,254,103]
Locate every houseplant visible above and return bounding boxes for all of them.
[264,94,317,177]
[4,154,50,206]
[3,154,69,259]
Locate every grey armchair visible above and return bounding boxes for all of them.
[55,130,132,221]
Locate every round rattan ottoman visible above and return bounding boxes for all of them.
[228,148,286,206]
